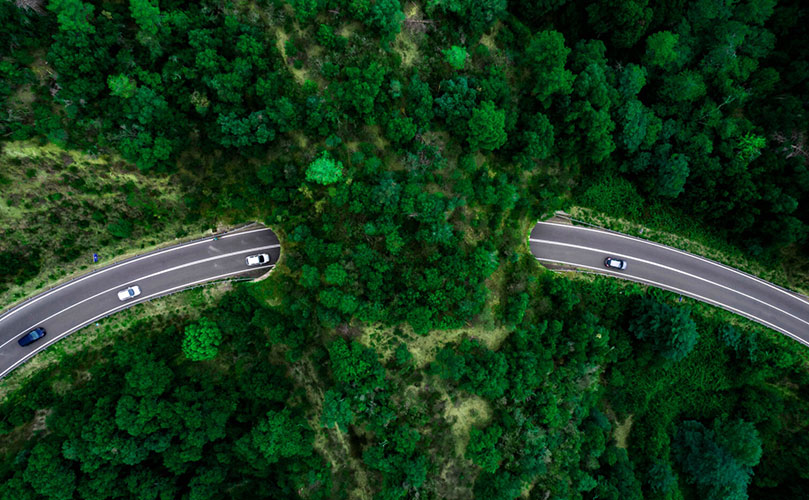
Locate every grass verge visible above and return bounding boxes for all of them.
[0,140,220,309]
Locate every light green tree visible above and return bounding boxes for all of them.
[107,74,137,98]
[736,132,766,162]
[306,151,344,185]
[443,46,468,70]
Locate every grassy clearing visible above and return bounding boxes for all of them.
[0,141,213,309]
[441,390,492,456]
[613,415,633,449]
[395,3,425,68]
[337,21,363,39]
[359,318,510,369]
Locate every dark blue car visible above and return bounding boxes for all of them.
[18,327,46,347]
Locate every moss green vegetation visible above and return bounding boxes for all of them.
[2,0,809,499]
[0,141,216,305]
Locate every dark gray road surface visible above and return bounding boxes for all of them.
[529,221,809,347]
[0,226,280,379]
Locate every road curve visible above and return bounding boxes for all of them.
[0,225,280,379]
[529,221,809,347]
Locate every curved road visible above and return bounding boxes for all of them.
[0,226,280,379]
[530,220,809,347]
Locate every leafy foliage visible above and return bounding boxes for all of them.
[443,45,468,70]
[629,297,699,361]
[182,317,223,361]
[467,100,507,151]
[306,151,344,185]
[673,419,762,500]
[3,1,809,499]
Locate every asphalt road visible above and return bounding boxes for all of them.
[0,226,280,379]
[529,221,809,347]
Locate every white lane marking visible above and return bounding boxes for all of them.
[530,238,809,329]
[0,265,274,380]
[0,245,278,350]
[534,256,809,348]
[534,221,809,308]
[0,228,278,324]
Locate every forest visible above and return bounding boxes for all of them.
[1,0,809,498]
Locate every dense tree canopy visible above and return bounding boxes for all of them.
[2,0,809,499]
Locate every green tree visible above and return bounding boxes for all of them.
[523,112,555,160]
[48,0,96,35]
[661,70,707,102]
[324,263,347,285]
[306,151,344,185]
[107,74,137,98]
[443,45,468,70]
[300,264,321,288]
[427,0,506,35]
[130,0,164,53]
[434,76,478,137]
[525,30,574,107]
[645,31,681,70]
[251,409,312,463]
[23,439,76,500]
[407,74,434,128]
[587,0,652,48]
[656,152,690,198]
[340,62,386,117]
[467,100,507,151]
[736,132,766,162]
[291,0,320,23]
[629,297,699,361]
[385,111,417,144]
[368,0,405,43]
[673,419,762,500]
[182,317,222,361]
[647,462,678,498]
[321,390,354,431]
[327,338,385,387]
[466,425,502,473]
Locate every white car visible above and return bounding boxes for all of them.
[245,253,270,266]
[117,285,141,301]
[604,257,627,270]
